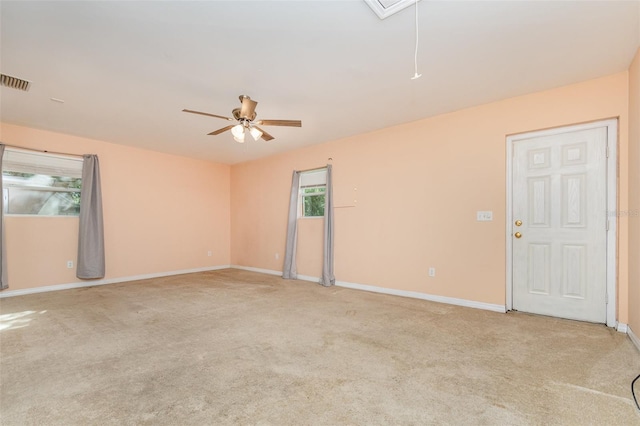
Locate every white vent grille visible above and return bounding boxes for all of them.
[1,74,31,91]
[364,0,420,20]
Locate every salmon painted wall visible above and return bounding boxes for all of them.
[628,48,640,335]
[231,72,631,321]
[0,123,231,290]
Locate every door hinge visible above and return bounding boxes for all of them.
[606,143,609,158]
[606,220,609,231]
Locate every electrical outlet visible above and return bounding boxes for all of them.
[207,251,212,257]
[275,253,280,260]
[428,267,436,277]
[66,260,74,269]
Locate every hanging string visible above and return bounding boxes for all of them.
[411,0,422,80]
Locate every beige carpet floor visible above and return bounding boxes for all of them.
[1,269,639,425]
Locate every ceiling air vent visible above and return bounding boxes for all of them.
[364,0,421,20]
[1,74,31,92]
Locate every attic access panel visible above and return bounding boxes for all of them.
[364,0,420,20]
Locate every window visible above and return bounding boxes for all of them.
[299,169,327,218]
[2,149,83,216]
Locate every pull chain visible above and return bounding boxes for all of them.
[411,0,422,80]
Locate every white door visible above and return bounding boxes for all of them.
[511,126,608,323]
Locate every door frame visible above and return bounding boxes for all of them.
[505,119,618,327]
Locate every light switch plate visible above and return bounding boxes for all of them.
[477,211,493,221]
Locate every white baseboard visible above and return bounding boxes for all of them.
[230,265,281,276]
[230,265,322,283]
[298,274,321,283]
[3,263,621,325]
[230,265,320,283]
[231,265,506,313]
[628,326,640,352]
[335,280,507,313]
[0,265,231,298]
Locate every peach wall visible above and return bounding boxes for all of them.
[231,72,630,321]
[628,48,640,334]
[0,123,230,290]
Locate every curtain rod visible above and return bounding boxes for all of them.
[1,143,84,159]
[297,166,327,173]
[296,158,333,174]
[297,163,333,174]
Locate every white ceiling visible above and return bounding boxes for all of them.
[1,1,639,165]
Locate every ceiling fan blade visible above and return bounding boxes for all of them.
[207,125,235,136]
[183,109,233,121]
[256,119,302,127]
[239,96,258,119]
[254,126,274,141]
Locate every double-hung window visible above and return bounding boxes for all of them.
[299,168,327,218]
[2,149,83,216]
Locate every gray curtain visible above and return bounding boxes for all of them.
[0,145,7,289]
[320,164,335,286]
[77,154,105,279]
[283,170,300,279]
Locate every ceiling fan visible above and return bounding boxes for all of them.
[183,95,301,143]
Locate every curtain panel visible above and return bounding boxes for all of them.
[320,164,335,286]
[0,145,7,289]
[283,170,301,279]
[77,154,105,279]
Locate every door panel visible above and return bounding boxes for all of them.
[512,126,607,323]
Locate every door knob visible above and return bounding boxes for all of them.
[515,220,522,226]
[514,232,522,238]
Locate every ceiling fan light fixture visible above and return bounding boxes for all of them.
[233,133,245,143]
[231,123,245,139]
[249,126,263,141]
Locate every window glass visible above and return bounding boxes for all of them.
[299,169,327,218]
[2,149,83,216]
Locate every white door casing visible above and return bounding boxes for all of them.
[506,120,617,326]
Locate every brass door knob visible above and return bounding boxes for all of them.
[514,232,522,238]
[515,220,522,226]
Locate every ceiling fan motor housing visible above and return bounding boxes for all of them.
[232,108,256,122]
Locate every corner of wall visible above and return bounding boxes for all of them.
[627,47,640,333]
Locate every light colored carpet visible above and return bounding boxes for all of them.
[1,269,639,425]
